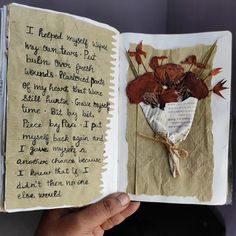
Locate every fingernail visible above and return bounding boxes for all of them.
[117,193,130,207]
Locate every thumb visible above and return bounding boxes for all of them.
[74,193,130,230]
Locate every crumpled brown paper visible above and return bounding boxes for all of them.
[126,44,215,202]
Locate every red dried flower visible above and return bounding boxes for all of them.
[181,55,197,65]
[155,63,184,82]
[195,63,206,69]
[181,55,206,69]
[213,79,228,98]
[183,72,209,99]
[159,89,180,108]
[149,56,168,70]
[126,72,159,104]
[128,41,147,65]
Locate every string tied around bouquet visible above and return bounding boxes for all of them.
[137,132,188,160]
[137,132,188,177]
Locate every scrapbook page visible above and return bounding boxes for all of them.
[118,31,231,205]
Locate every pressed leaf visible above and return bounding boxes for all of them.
[126,72,159,104]
[210,67,222,76]
[213,79,228,98]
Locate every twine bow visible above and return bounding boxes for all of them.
[137,132,188,177]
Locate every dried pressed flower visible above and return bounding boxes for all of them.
[181,55,197,65]
[195,63,206,69]
[155,63,184,83]
[126,72,159,104]
[128,41,147,65]
[181,55,206,69]
[183,72,209,99]
[212,79,228,98]
[159,88,180,108]
[149,56,169,70]
[149,56,160,70]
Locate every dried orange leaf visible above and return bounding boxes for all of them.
[213,79,228,98]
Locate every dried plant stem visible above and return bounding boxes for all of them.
[142,62,148,73]
[126,51,138,78]
[198,41,217,78]
[203,74,210,81]
[188,64,193,71]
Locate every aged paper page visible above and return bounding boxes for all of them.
[5,4,118,210]
[126,44,215,201]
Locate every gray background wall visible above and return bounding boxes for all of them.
[0,0,235,235]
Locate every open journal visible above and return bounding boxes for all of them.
[0,3,232,212]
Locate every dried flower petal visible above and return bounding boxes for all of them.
[128,51,136,57]
[159,89,180,108]
[136,41,147,57]
[149,56,160,70]
[210,67,222,76]
[158,56,168,60]
[135,54,142,65]
[213,79,228,98]
[181,55,197,65]
[149,56,169,71]
[196,63,206,69]
[128,41,147,65]
[155,63,184,83]
[155,66,166,82]
[165,63,184,81]
[126,72,159,104]
[183,72,209,99]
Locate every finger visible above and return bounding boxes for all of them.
[93,226,104,235]
[120,201,140,218]
[73,193,130,230]
[101,201,140,230]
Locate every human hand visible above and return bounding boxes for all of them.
[35,193,140,236]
